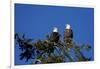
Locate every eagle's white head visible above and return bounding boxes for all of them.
[65,24,71,29]
[53,27,58,32]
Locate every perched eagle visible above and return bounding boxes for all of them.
[64,24,73,47]
[49,27,60,44]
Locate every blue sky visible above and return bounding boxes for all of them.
[15,3,94,65]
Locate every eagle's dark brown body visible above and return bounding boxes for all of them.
[50,32,60,43]
[64,29,73,47]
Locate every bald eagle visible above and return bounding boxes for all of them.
[64,24,73,47]
[49,27,60,44]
